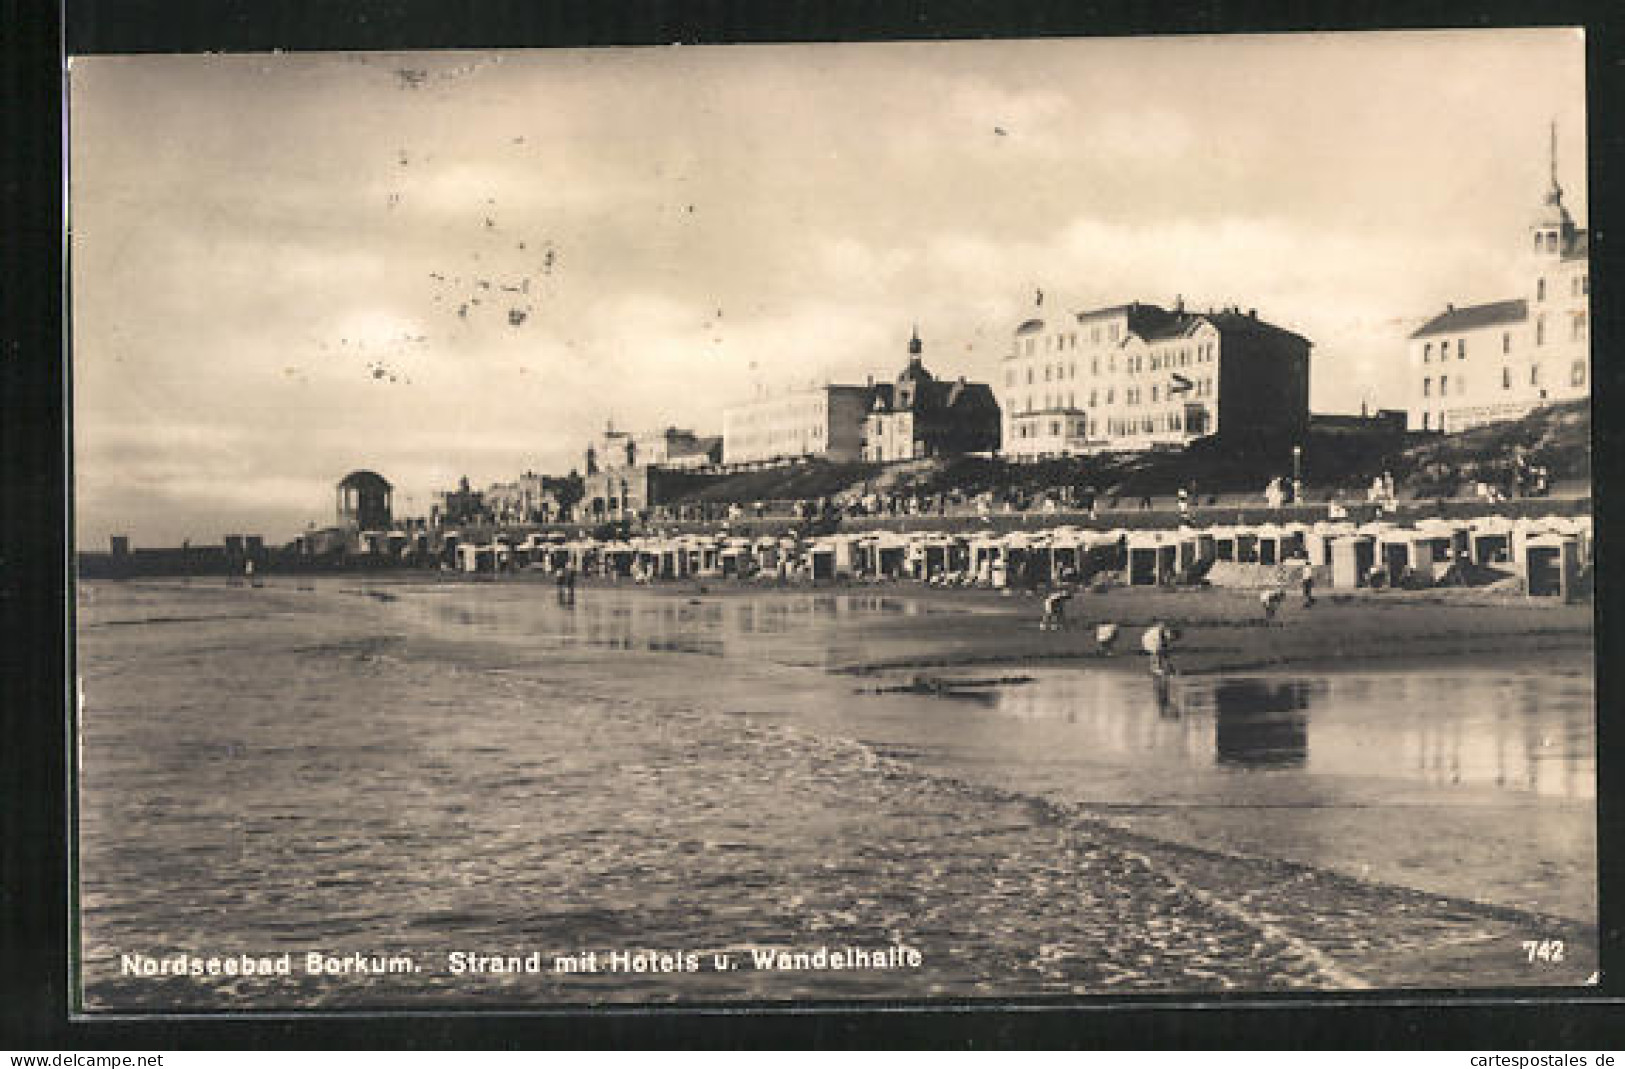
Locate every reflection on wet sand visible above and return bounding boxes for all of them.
[1211,679,1315,769]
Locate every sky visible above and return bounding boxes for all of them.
[69,30,1587,546]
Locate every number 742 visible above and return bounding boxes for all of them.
[1523,939,1566,963]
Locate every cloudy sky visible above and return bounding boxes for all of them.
[70,30,1586,546]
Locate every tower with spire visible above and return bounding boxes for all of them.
[1404,121,1589,434]
[1531,120,1580,262]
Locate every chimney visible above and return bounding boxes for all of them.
[1248,308,1257,319]
[1446,302,1455,312]
[1174,294,1185,313]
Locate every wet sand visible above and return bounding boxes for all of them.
[74,577,1596,1009]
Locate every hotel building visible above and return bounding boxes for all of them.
[722,383,874,465]
[1407,129,1590,432]
[863,329,1001,462]
[998,299,1311,459]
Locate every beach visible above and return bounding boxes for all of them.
[75,575,1596,1009]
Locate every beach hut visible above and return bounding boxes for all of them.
[968,535,1003,587]
[1467,515,1514,565]
[1328,533,1376,589]
[1312,521,1356,567]
[1279,522,1310,561]
[456,541,495,573]
[1234,525,1260,563]
[1126,530,1177,586]
[1254,523,1286,566]
[753,536,780,574]
[718,538,753,578]
[808,538,837,582]
[1523,533,1581,599]
[1376,527,1440,585]
[869,532,910,579]
[1414,517,1465,568]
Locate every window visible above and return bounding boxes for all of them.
[1049,420,1061,436]
[1537,277,1546,301]
[1582,273,1589,296]
[1530,364,1541,386]
[1025,339,1034,355]
[1503,332,1511,354]
[1423,343,1432,363]
[1423,378,1431,397]
[1423,412,1431,430]
[1044,365,1052,381]
[1458,338,1466,360]
[1573,314,1587,341]
[1441,340,1450,359]
[1069,362,1076,378]
[1572,361,1586,387]
[1534,233,1544,253]
[1536,316,1546,346]
[1548,232,1558,253]
[1151,385,1159,402]
[1502,367,1511,390]
[1089,389,1097,407]
[1440,374,1448,395]
[1106,388,1115,403]
[1026,368,1034,385]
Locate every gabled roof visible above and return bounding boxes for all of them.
[1199,310,1312,348]
[1409,298,1528,339]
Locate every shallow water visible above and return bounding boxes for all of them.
[74,578,1597,1009]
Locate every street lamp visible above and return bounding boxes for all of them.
[1292,444,1303,484]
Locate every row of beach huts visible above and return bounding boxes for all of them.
[358,512,1591,599]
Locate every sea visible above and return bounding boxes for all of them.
[74,576,1597,1009]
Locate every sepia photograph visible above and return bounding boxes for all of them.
[68,29,1596,1012]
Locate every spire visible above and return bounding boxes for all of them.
[908,324,922,357]
[1545,119,1564,207]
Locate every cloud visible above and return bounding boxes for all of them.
[68,33,1586,545]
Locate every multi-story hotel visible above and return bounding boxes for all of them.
[998,299,1311,459]
[863,329,1001,462]
[1407,129,1590,432]
[722,383,873,465]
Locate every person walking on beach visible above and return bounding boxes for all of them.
[1296,554,1316,608]
[1095,622,1120,656]
[1040,589,1072,631]
[1260,586,1285,621]
[1141,621,1176,676]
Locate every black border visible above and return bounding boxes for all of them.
[7,0,1624,1049]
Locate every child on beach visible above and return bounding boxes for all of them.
[1095,622,1120,656]
[1040,590,1072,631]
[1141,621,1176,676]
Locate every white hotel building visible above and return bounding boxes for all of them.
[998,299,1312,459]
[1407,132,1590,432]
